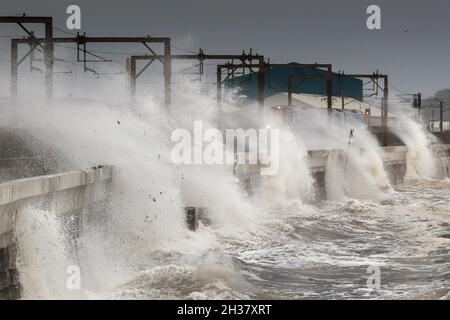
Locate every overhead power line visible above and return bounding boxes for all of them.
[53,26,78,36]
[170,44,198,54]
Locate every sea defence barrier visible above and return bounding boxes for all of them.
[0,166,112,299]
[305,145,449,200]
[181,145,450,231]
[233,144,450,205]
[432,144,450,177]
[307,146,409,200]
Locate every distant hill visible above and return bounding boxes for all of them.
[433,89,450,100]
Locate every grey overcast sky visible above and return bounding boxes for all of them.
[1,0,450,97]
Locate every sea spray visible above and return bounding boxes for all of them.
[1,96,194,294]
[0,41,448,300]
[221,105,314,206]
[15,206,80,299]
[306,116,392,200]
[325,150,348,201]
[260,128,313,207]
[393,118,436,179]
[2,79,273,296]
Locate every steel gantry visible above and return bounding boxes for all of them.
[0,16,54,98]
[283,64,333,109]
[128,50,265,109]
[339,71,389,144]
[9,34,170,102]
[216,62,333,112]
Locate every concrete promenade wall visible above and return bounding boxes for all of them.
[309,145,449,200]
[0,166,112,299]
[236,145,450,201]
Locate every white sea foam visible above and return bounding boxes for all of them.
[1,60,447,300]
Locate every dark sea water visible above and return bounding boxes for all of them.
[116,179,449,300]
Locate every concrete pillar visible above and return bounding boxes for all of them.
[0,209,19,300]
[184,207,209,231]
[311,171,327,202]
[185,207,199,231]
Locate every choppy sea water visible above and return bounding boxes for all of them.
[114,179,450,300]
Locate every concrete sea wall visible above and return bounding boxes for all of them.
[235,145,450,202]
[0,166,112,299]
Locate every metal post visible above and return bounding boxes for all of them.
[217,65,222,108]
[29,32,34,72]
[11,40,18,99]
[126,58,131,98]
[130,53,264,110]
[417,92,421,124]
[126,58,131,78]
[163,39,171,107]
[83,41,87,72]
[258,59,265,110]
[130,57,136,101]
[382,76,389,146]
[12,34,170,100]
[440,101,443,133]
[287,76,293,106]
[216,65,222,128]
[0,16,56,98]
[287,67,333,108]
[326,66,333,111]
[44,21,53,99]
